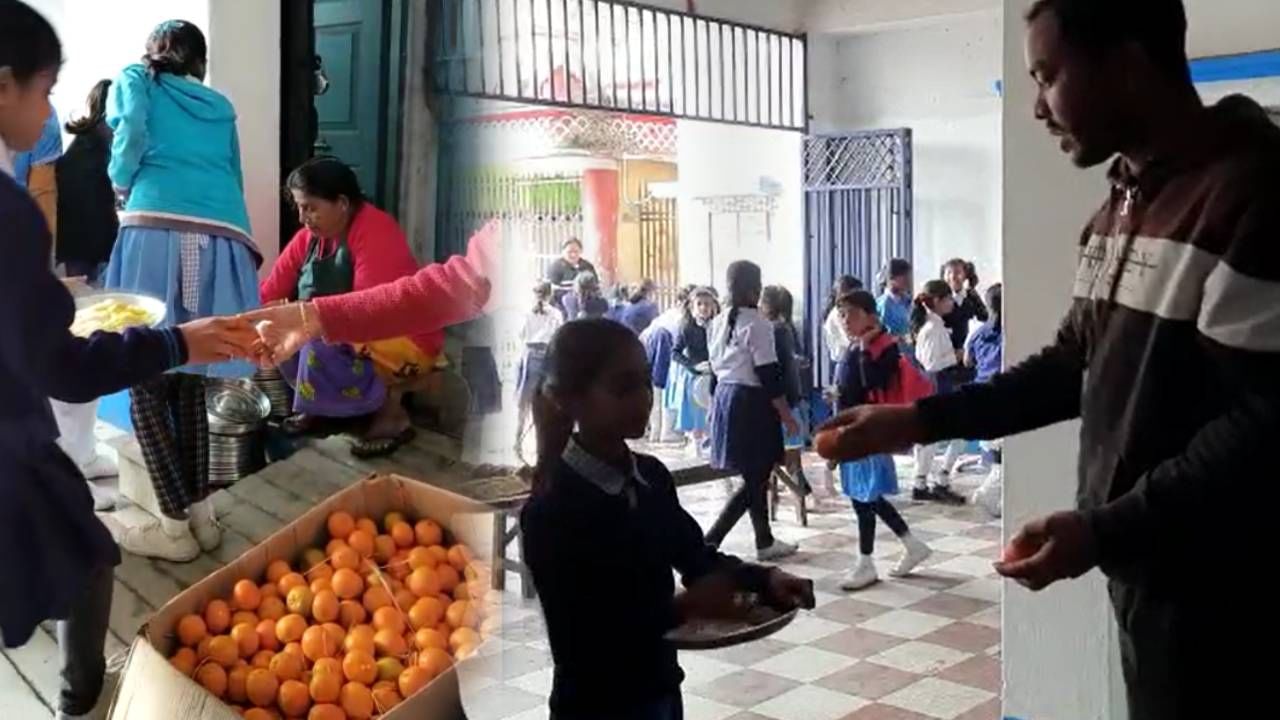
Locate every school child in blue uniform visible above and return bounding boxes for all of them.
[876,258,914,346]
[832,291,933,591]
[668,286,717,455]
[521,318,814,720]
[706,261,801,561]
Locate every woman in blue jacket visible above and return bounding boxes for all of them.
[104,19,262,562]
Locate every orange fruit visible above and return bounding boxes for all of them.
[393,589,417,613]
[301,547,328,572]
[246,667,280,707]
[373,628,407,658]
[342,649,378,685]
[407,597,445,631]
[204,599,232,634]
[426,545,449,567]
[449,626,481,653]
[311,589,340,623]
[406,547,433,570]
[414,520,444,547]
[169,647,197,676]
[269,650,304,682]
[435,564,461,594]
[372,606,406,636]
[414,627,448,652]
[260,583,280,602]
[310,669,342,703]
[208,635,239,668]
[331,568,364,600]
[444,601,477,630]
[325,538,349,558]
[301,625,336,662]
[244,709,276,720]
[283,641,304,659]
[389,522,415,549]
[227,664,250,703]
[257,595,286,622]
[278,678,311,717]
[371,683,401,713]
[331,546,361,572]
[323,622,346,648]
[327,511,356,540]
[355,517,378,537]
[176,614,207,647]
[373,534,397,563]
[406,567,440,598]
[266,560,292,584]
[417,647,452,677]
[446,545,472,571]
[231,610,260,629]
[286,586,315,618]
[310,576,333,595]
[313,657,342,680]
[309,562,335,582]
[383,511,407,532]
[387,552,411,581]
[233,579,262,611]
[398,666,432,698]
[196,662,227,698]
[231,622,261,658]
[255,618,281,652]
[250,649,275,669]
[278,572,307,596]
[374,656,404,683]
[362,585,393,614]
[347,530,375,558]
[339,600,368,628]
[341,681,375,719]
[276,614,308,644]
[343,624,376,655]
[309,705,346,720]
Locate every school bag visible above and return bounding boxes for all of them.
[864,333,936,404]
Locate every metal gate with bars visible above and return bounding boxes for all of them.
[636,196,680,309]
[803,129,913,386]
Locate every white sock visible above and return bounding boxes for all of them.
[160,514,190,538]
[189,498,215,524]
[857,553,875,567]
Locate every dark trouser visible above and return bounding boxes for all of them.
[851,498,909,555]
[58,563,114,715]
[64,260,106,287]
[705,467,774,550]
[552,692,683,720]
[129,374,209,518]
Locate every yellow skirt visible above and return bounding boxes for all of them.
[355,337,445,387]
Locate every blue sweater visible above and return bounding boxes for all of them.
[0,173,187,647]
[107,64,252,241]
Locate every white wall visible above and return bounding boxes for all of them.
[675,120,805,299]
[822,10,1003,285]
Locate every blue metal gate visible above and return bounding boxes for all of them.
[803,129,913,388]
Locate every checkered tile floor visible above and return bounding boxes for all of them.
[460,453,1003,720]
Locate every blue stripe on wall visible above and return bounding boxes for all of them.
[1189,49,1280,83]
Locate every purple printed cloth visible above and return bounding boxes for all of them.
[279,339,386,417]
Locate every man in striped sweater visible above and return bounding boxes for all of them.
[821,0,1280,717]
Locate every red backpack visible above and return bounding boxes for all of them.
[863,334,936,405]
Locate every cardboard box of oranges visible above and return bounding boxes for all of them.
[107,473,498,720]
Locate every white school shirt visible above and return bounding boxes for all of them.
[708,307,777,387]
[916,310,958,373]
[822,307,851,363]
[519,305,564,344]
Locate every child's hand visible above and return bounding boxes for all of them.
[764,569,815,612]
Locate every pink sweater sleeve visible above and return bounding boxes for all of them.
[312,222,497,344]
[259,228,311,304]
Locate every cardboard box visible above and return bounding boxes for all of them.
[109,473,497,720]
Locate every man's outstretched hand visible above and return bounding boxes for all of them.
[814,405,926,462]
[994,511,1099,591]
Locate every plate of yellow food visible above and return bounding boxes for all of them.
[71,293,167,338]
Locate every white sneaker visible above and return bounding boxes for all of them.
[840,556,879,591]
[891,534,933,577]
[119,521,200,562]
[86,481,118,512]
[80,453,119,481]
[188,499,223,553]
[756,540,798,562]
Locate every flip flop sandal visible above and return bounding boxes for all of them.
[351,427,417,459]
[281,413,320,436]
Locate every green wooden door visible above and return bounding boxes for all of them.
[314,0,388,204]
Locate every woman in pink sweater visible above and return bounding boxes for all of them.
[261,158,451,456]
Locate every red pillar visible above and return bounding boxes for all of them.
[581,168,620,284]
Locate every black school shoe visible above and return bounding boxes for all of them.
[913,485,967,505]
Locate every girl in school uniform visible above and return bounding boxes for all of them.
[521,318,814,720]
[762,285,815,496]
[641,318,676,445]
[706,261,801,561]
[831,291,933,590]
[668,286,718,456]
[514,281,564,459]
[876,259,914,348]
[561,271,609,320]
[910,280,968,504]
[822,275,863,366]
[0,6,256,716]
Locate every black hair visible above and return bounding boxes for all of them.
[573,271,601,298]
[836,290,879,317]
[65,79,112,135]
[985,283,1003,332]
[1026,0,1191,86]
[824,274,864,318]
[674,283,697,308]
[683,286,719,328]
[628,279,656,304]
[761,285,795,325]
[877,259,913,295]
[910,279,953,341]
[0,0,62,85]
[143,20,208,80]
[532,280,553,315]
[562,237,583,251]
[533,318,644,488]
[724,260,763,342]
[286,156,366,209]
[940,258,979,289]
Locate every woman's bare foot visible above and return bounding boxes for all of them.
[352,391,415,458]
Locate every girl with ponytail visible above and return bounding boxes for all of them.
[909,279,967,504]
[705,261,802,561]
[876,258,914,346]
[514,281,564,460]
[522,317,814,718]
